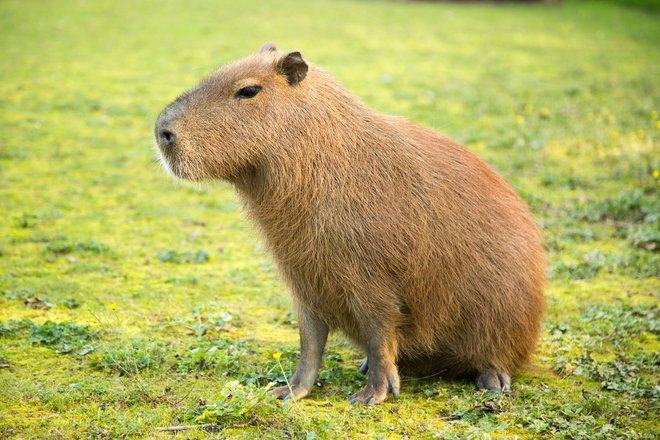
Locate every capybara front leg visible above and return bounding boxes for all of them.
[349,329,400,405]
[270,304,328,400]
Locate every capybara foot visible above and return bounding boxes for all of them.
[358,359,369,375]
[349,384,389,405]
[349,369,399,405]
[476,369,511,393]
[270,384,310,400]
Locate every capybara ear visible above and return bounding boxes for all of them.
[260,42,277,53]
[276,51,308,86]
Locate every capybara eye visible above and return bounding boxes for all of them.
[235,86,262,99]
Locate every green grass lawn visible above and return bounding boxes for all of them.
[0,0,658,438]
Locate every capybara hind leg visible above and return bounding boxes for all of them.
[349,329,400,405]
[476,369,511,394]
[270,303,328,401]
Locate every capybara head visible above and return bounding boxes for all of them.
[155,43,308,181]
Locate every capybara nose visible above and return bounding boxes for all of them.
[155,114,177,149]
[159,129,176,148]
[156,100,184,150]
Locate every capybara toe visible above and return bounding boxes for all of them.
[476,369,511,394]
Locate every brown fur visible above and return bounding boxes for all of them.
[155,44,546,404]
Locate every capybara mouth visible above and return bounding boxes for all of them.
[155,145,185,180]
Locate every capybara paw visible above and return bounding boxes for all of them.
[349,372,399,405]
[358,359,369,375]
[269,384,310,400]
[349,384,389,405]
[476,369,511,394]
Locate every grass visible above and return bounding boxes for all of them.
[0,0,658,438]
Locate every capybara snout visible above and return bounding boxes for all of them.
[155,44,546,404]
[155,104,179,154]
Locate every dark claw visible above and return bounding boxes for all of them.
[389,383,400,398]
[359,359,369,375]
[497,372,512,394]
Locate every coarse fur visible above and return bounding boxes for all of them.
[155,44,546,404]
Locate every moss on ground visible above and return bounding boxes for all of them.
[0,0,658,438]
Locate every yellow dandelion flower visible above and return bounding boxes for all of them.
[579,198,585,207]
[540,107,550,117]
[515,115,525,125]
[652,110,658,120]
[525,104,533,114]
[272,352,282,360]
[653,169,659,179]
[656,121,660,129]
[107,303,117,310]
[611,130,619,139]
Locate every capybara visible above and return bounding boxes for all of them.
[154,43,546,404]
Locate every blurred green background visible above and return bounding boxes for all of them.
[0,0,658,438]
